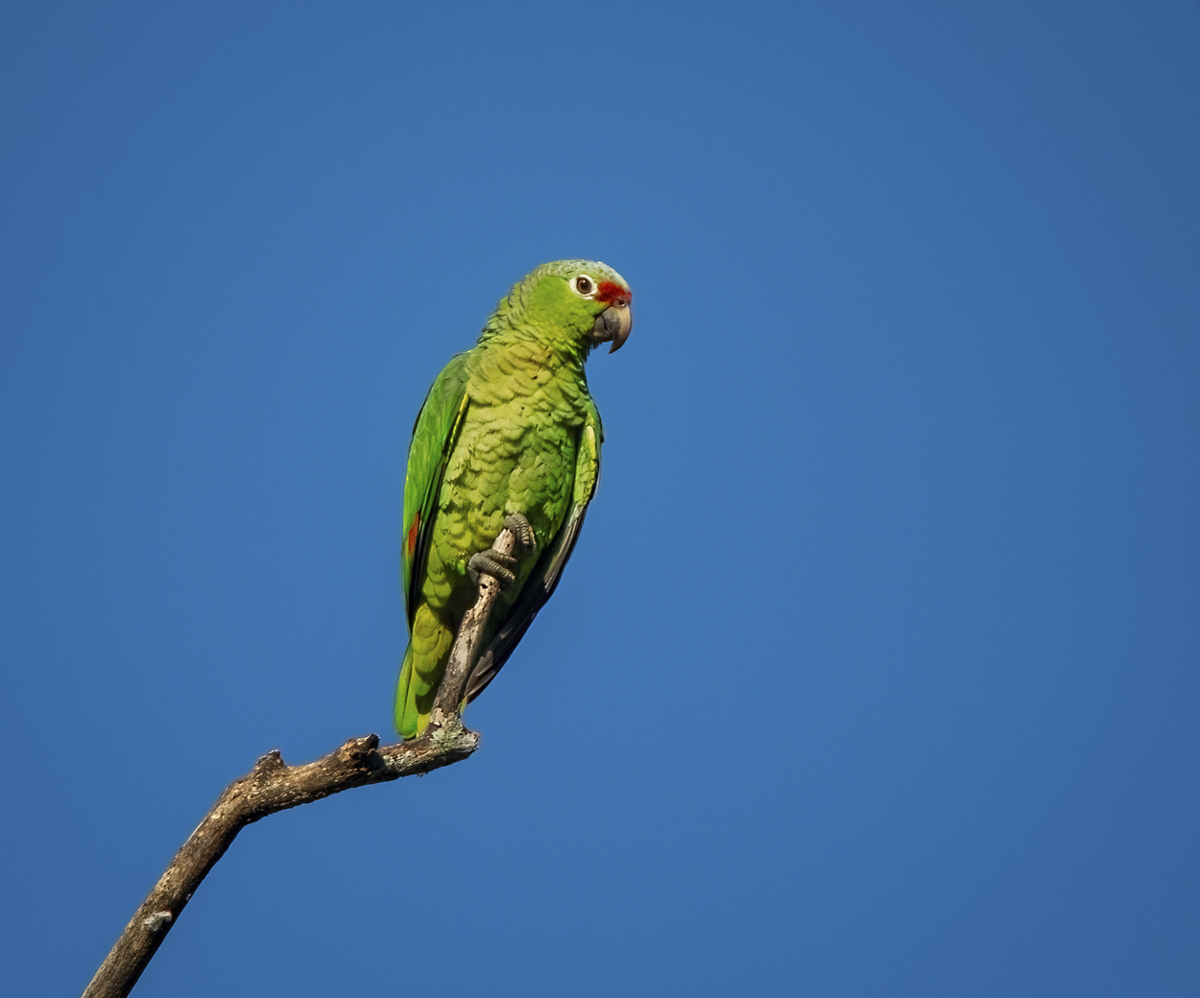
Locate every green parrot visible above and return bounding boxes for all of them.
[395,259,633,739]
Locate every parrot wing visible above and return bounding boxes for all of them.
[465,400,603,702]
[401,352,471,628]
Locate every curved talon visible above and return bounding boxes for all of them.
[468,550,517,587]
[469,515,536,589]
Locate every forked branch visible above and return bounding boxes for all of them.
[83,526,517,998]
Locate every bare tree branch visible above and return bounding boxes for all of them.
[430,525,516,720]
[83,526,517,998]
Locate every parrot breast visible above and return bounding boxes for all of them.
[420,343,588,618]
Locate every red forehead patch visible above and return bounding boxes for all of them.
[596,281,632,305]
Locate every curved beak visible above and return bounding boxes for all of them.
[591,301,633,353]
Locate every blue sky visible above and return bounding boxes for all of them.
[2,2,1198,995]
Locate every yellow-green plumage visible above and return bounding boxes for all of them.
[395,260,631,738]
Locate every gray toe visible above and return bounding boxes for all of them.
[469,551,517,587]
[504,513,537,551]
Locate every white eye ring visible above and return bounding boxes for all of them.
[570,274,597,298]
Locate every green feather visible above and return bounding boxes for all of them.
[401,354,470,626]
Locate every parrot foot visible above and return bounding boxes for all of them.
[503,513,537,553]
[467,514,537,589]
[468,549,517,587]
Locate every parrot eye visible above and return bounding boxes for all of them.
[571,275,596,297]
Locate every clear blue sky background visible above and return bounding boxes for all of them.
[3,2,1198,995]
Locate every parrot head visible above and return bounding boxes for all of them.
[492,259,633,356]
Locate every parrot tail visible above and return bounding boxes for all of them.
[394,642,420,739]
[394,605,455,739]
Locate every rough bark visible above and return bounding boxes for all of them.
[82,527,516,998]
[429,526,516,722]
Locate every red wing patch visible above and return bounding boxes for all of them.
[596,281,632,306]
[406,512,420,558]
